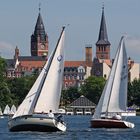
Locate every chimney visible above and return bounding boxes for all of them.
[85,44,93,67]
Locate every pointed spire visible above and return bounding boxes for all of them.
[34,3,46,38]
[96,5,110,45]
[39,2,41,13]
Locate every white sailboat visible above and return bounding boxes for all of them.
[3,105,10,116]
[0,107,4,118]
[8,27,66,132]
[9,105,17,116]
[91,36,134,128]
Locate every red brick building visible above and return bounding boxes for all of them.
[6,10,47,78]
[5,9,92,88]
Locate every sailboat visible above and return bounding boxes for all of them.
[0,107,4,118]
[3,105,10,116]
[8,27,66,132]
[91,36,134,128]
[9,105,17,116]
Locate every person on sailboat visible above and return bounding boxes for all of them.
[48,110,54,118]
[56,114,64,124]
[112,113,122,120]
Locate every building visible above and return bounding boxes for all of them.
[5,6,139,85]
[91,6,139,82]
[6,8,47,78]
[91,6,112,78]
[66,95,96,115]
[31,8,48,57]
[96,6,110,60]
[5,8,91,88]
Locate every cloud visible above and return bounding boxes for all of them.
[125,37,140,62]
[0,42,14,58]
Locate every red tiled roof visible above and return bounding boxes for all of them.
[64,61,86,67]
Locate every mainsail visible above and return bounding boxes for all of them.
[94,36,128,119]
[13,27,65,118]
[34,27,65,113]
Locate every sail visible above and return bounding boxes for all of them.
[94,36,127,119]
[13,27,65,118]
[108,37,127,112]
[34,27,65,113]
[3,105,10,115]
[0,107,3,116]
[10,105,17,115]
[13,61,49,118]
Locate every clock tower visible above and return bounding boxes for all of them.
[31,8,48,58]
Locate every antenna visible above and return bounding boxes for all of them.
[102,2,104,11]
[39,2,41,12]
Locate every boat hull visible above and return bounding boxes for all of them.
[8,115,66,132]
[91,119,134,128]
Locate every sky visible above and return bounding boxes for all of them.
[0,0,140,62]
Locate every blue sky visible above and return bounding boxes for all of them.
[0,0,140,62]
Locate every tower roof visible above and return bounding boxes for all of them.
[34,12,46,37]
[96,6,110,45]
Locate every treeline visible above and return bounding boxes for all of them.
[62,76,140,107]
[0,57,140,110]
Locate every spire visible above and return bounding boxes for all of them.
[34,4,46,39]
[96,5,110,45]
[31,4,48,57]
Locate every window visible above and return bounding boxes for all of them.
[70,75,73,80]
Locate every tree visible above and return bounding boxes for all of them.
[80,76,106,104]
[61,87,81,106]
[128,79,140,106]
[7,75,37,105]
[0,80,17,110]
[0,57,16,110]
[0,57,6,82]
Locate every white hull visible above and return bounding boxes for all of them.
[8,115,66,132]
[121,111,136,116]
[0,116,4,118]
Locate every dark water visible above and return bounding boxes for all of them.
[0,115,140,140]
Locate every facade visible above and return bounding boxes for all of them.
[64,61,87,88]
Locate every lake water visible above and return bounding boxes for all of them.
[0,115,140,140]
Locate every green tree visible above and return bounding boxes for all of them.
[7,75,37,105]
[128,79,140,106]
[0,57,16,109]
[80,76,106,104]
[0,57,6,82]
[61,87,81,106]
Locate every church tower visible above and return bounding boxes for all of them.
[96,6,110,59]
[31,6,48,57]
